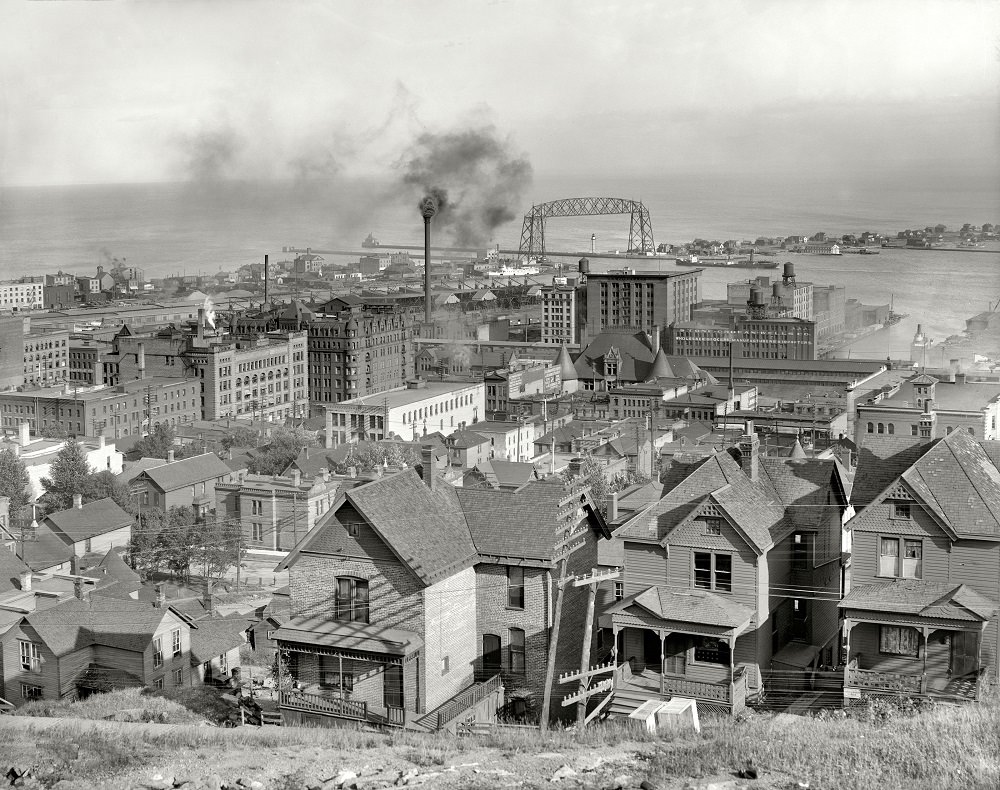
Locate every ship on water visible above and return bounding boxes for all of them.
[676,250,778,269]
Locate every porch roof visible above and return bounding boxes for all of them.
[272,615,423,658]
[840,580,998,622]
[605,585,754,632]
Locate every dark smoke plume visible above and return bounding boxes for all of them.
[176,125,245,182]
[400,125,532,246]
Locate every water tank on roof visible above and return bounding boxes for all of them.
[749,285,764,305]
[783,262,795,279]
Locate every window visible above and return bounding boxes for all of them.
[319,656,353,691]
[507,566,524,609]
[879,537,922,578]
[441,656,450,675]
[251,522,263,542]
[482,634,502,676]
[887,423,895,435]
[152,637,163,668]
[877,423,885,434]
[334,577,370,623]
[792,598,809,641]
[614,582,624,601]
[19,640,41,673]
[20,684,42,700]
[172,628,182,657]
[880,626,919,657]
[693,552,732,593]
[867,422,874,434]
[693,637,730,665]
[704,517,722,535]
[892,502,911,520]
[173,668,183,686]
[219,653,229,675]
[153,677,164,689]
[509,628,525,674]
[911,424,918,436]
[791,533,808,569]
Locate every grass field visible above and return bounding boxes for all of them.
[0,689,996,789]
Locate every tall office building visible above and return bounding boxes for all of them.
[584,268,700,343]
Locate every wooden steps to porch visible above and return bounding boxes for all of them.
[608,686,659,719]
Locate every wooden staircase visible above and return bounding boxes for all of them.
[607,685,658,719]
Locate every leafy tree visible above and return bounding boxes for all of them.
[161,506,201,581]
[249,428,317,475]
[334,442,421,472]
[39,423,70,440]
[86,469,137,515]
[128,423,196,461]
[200,517,246,579]
[128,508,170,578]
[39,438,94,512]
[563,457,651,516]
[221,426,260,452]
[0,448,31,516]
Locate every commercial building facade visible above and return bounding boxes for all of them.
[584,269,701,344]
[669,316,817,361]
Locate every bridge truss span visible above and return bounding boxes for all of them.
[518,197,655,260]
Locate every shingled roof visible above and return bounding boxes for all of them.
[760,457,845,531]
[852,435,935,507]
[21,596,186,657]
[45,498,132,543]
[138,452,232,492]
[606,585,754,630]
[189,617,246,665]
[840,580,997,622]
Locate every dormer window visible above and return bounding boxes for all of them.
[704,518,722,536]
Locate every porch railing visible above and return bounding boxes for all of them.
[846,667,922,693]
[421,674,503,731]
[660,676,730,702]
[387,706,406,726]
[731,667,749,711]
[279,690,368,721]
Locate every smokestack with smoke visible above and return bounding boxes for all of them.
[400,125,532,247]
[421,193,439,324]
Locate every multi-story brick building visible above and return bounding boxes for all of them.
[22,329,69,387]
[540,278,585,345]
[272,454,609,728]
[0,376,200,440]
[669,315,817,361]
[215,467,342,552]
[104,314,308,424]
[584,269,700,344]
[304,301,413,410]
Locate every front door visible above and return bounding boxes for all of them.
[663,633,687,676]
[384,663,403,709]
[642,630,662,673]
[951,631,978,678]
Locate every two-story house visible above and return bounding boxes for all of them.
[0,594,193,704]
[597,423,849,716]
[840,430,1000,703]
[272,450,609,730]
[130,452,233,520]
[43,495,133,558]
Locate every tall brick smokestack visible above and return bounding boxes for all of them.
[264,254,269,306]
[421,195,438,325]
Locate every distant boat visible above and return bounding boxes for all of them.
[676,254,777,269]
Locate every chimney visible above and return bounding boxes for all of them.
[137,342,146,380]
[93,359,103,385]
[197,308,205,343]
[153,582,165,608]
[18,570,31,592]
[70,555,81,575]
[348,466,357,479]
[325,410,334,449]
[292,469,302,488]
[202,578,214,616]
[421,447,436,491]
[923,398,933,414]
[322,467,330,483]
[73,577,88,601]
[73,493,83,509]
[18,422,30,448]
[738,420,759,482]
[167,449,175,463]
[651,325,661,355]
[607,492,619,521]
[264,254,270,306]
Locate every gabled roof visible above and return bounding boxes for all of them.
[83,548,142,596]
[117,457,169,484]
[45,498,133,543]
[574,331,655,382]
[447,430,489,449]
[189,618,246,665]
[137,452,232,492]
[19,597,187,657]
[345,470,478,585]
[474,459,538,489]
[20,523,76,572]
[852,435,936,507]
[840,580,997,622]
[760,457,844,531]
[0,549,31,594]
[606,585,753,631]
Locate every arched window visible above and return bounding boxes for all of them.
[334,577,369,623]
[968,427,975,435]
[887,424,895,435]
[946,426,953,435]
[877,423,885,434]
[867,422,874,434]
[482,634,501,677]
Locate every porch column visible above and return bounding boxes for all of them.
[612,624,621,664]
[728,633,736,706]
[976,625,985,700]
[659,630,666,697]
[338,655,344,700]
[920,627,930,694]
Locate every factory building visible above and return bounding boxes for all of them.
[584,267,700,344]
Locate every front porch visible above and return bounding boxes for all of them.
[602,586,756,717]
[840,581,997,704]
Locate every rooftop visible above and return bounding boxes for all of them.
[336,380,482,410]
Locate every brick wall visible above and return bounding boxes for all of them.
[422,566,477,712]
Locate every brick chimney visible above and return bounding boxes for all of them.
[421,447,436,491]
[325,410,334,449]
[167,449,175,463]
[18,422,30,448]
[70,555,81,575]
[738,420,759,482]
[73,577,88,601]
[202,578,214,616]
[73,493,83,509]
[137,342,146,380]
[292,469,302,488]
[606,491,619,521]
[18,570,31,592]
[153,582,166,608]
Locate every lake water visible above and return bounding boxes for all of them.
[1,172,997,358]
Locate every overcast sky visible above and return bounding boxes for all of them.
[1,0,997,186]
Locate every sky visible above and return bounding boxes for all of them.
[0,0,998,186]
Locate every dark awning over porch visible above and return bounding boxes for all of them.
[600,585,754,638]
[840,580,997,627]
[273,615,423,661]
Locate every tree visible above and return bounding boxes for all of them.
[221,426,260,452]
[249,428,317,475]
[39,423,70,440]
[128,508,170,578]
[39,438,94,513]
[200,517,246,580]
[563,457,651,516]
[0,448,31,517]
[128,423,195,461]
[86,469,137,515]
[161,506,201,581]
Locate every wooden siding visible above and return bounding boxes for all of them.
[951,541,1000,676]
[623,541,667,595]
[1,623,58,704]
[850,622,953,678]
[851,531,951,587]
[665,543,758,611]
